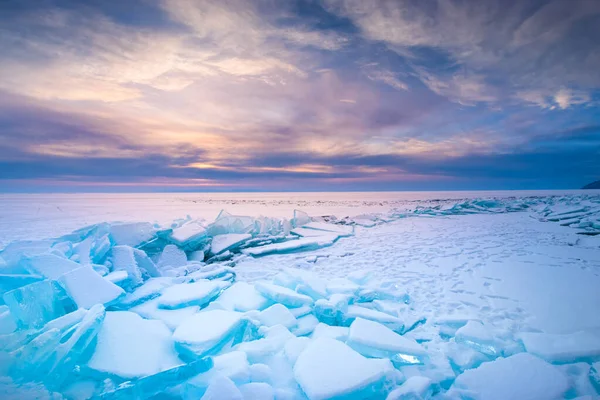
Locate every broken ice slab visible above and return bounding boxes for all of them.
[519,331,600,363]
[291,227,335,237]
[109,222,155,247]
[239,382,275,399]
[386,376,433,400]
[71,236,94,265]
[0,240,54,274]
[284,336,311,364]
[292,314,319,336]
[212,282,269,312]
[9,305,106,389]
[294,337,395,400]
[23,253,80,280]
[210,233,251,255]
[205,250,234,264]
[300,221,354,236]
[0,273,44,292]
[119,277,174,308]
[351,218,377,227]
[4,307,87,355]
[87,311,182,379]
[133,248,161,280]
[275,268,328,300]
[3,279,72,329]
[446,342,489,373]
[257,304,297,330]
[313,294,351,325]
[249,363,274,385]
[254,281,314,308]
[347,270,373,285]
[0,306,17,334]
[590,362,600,394]
[104,270,128,286]
[342,305,404,333]
[291,209,311,228]
[157,244,188,271]
[199,376,243,400]
[184,351,251,398]
[57,265,125,309]
[234,325,296,364]
[51,241,73,259]
[111,245,144,286]
[347,318,427,366]
[208,211,256,236]
[130,297,199,330]
[450,353,569,400]
[169,221,208,250]
[311,323,349,341]
[326,278,360,295]
[289,305,312,318]
[158,280,228,309]
[173,310,246,358]
[434,314,474,338]
[9,328,63,381]
[98,357,213,400]
[356,287,410,304]
[454,320,499,357]
[91,234,111,264]
[242,235,339,257]
[183,265,236,283]
[44,304,106,388]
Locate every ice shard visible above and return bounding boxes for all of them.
[3,280,72,329]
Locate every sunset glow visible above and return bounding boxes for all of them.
[1,0,599,191]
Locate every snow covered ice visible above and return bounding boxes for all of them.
[1,192,600,399]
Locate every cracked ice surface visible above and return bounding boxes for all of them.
[0,192,599,399]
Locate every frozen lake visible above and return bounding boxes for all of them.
[0,190,595,244]
[1,191,599,399]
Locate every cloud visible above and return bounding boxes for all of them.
[553,88,591,109]
[415,69,496,105]
[516,88,592,110]
[324,0,600,107]
[365,68,408,91]
[0,0,599,191]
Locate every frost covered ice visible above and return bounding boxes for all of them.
[0,194,600,399]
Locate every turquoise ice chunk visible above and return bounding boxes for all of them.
[0,240,54,274]
[590,362,600,393]
[57,266,125,309]
[132,248,161,277]
[91,234,111,264]
[173,310,246,358]
[0,306,17,334]
[7,306,105,390]
[23,254,80,280]
[97,358,213,400]
[291,209,311,228]
[455,321,499,357]
[208,210,256,235]
[109,222,156,247]
[111,245,144,286]
[347,318,427,366]
[45,304,106,389]
[294,338,395,400]
[313,294,350,325]
[3,280,73,329]
[0,273,44,292]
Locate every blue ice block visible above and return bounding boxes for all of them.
[3,280,73,329]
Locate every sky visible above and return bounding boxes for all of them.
[0,0,599,192]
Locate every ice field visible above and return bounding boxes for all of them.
[1,191,600,399]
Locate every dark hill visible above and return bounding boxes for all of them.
[582,180,600,189]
